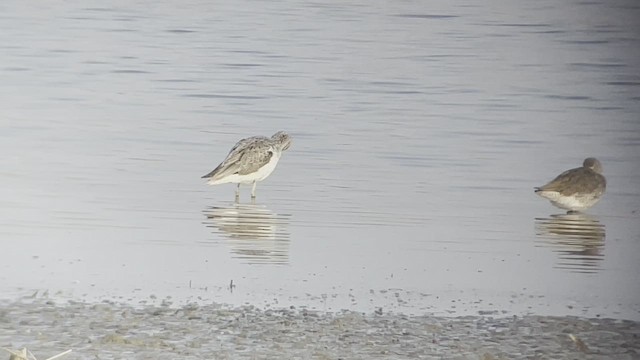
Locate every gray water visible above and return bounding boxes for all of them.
[1,0,639,320]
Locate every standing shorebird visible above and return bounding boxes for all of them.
[534,157,606,212]
[202,131,291,200]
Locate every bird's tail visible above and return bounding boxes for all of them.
[202,163,225,179]
[201,170,216,179]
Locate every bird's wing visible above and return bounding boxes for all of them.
[202,136,272,180]
[236,142,274,175]
[537,167,604,195]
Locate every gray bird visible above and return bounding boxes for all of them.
[534,157,606,212]
[202,131,292,200]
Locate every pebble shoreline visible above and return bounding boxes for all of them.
[1,298,639,360]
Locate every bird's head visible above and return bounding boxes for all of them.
[583,157,603,174]
[272,131,292,151]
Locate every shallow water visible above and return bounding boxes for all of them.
[1,0,640,321]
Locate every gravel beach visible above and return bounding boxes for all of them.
[1,297,639,360]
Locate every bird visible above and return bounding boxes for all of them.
[534,157,606,212]
[202,131,291,200]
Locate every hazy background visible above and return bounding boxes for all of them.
[1,0,639,319]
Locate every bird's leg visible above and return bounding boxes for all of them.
[251,181,257,199]
[235,184,240,203]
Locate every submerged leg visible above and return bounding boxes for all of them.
[251,181,257,199]
[235,183,240,202]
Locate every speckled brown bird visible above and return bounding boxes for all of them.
[202,131,292,200]
[534,157,606,212]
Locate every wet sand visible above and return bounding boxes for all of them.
[1,297,639,360]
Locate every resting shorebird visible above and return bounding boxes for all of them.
[202,131,291,200]
[534,157,606,212]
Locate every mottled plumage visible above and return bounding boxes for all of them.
[202,131,291,199]
[535,158,606,212]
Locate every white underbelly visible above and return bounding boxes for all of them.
[208,151,281,185]
[537,191,601,211]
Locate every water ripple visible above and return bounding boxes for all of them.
[535,213,606,274]
[202,203,291,265]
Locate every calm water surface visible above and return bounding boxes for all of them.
[1,0,639,319]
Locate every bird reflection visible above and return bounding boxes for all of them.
[535,213,605,273]
[202,202,290,265]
